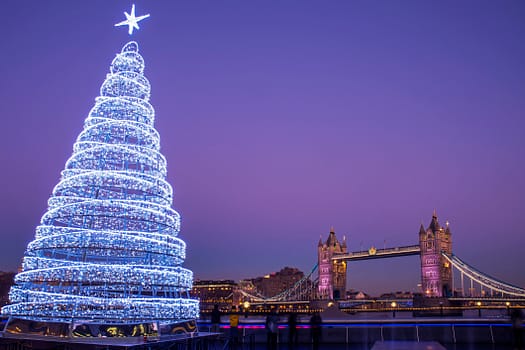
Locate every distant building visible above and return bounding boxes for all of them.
[249,267,304,298]
[379,291,414,299]
[346,290,369,300]
[0,272,15,307]
[190,280,237,311]
[318,227,347,300]
[419,210,452,297]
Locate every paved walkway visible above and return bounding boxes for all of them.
[371,341,445,350]
[235,343,513,350]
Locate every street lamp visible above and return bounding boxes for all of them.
[391,301,397,318]
[476,301,482,318]
[506,301,511,316]
[243,301,251,318]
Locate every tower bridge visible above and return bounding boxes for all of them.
[317,211,453,299]
[238,210,525,303]
[318,210,525,301]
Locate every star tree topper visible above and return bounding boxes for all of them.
[115,4,150,35]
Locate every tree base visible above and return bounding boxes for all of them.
[3,317,197,338]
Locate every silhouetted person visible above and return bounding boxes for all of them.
[229,306,240,349]
[211,304,221,333]
[265,307,279,350]
[287,312,298,347]
[310,312,322,350]
[511,308,524,350]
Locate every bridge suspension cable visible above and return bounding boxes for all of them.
[442,253,525,297]
[238,264,318,302]
[266,264,318,302]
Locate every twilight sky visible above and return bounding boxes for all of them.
[1,1,524,296]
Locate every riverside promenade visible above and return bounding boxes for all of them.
[0,309,521,349]
[199,309,521,350]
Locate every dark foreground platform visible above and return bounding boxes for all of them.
[0,331,220,350]
[0,334,519,350]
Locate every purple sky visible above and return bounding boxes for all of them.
[1,1,524,296]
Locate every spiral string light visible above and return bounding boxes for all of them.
[1,41,199,323]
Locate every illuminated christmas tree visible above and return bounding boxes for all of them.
[1,39,199,330]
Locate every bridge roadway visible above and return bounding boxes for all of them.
[332,245,421,262]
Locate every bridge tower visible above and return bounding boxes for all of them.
[419,210,452,297]
[318,227,347,300]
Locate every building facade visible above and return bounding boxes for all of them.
[249,267,305,298]
[190,280,237,311]
[419,211,453,297]
[317,227,347,300]
[0,272,15,308]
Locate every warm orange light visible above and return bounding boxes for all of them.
[391,302,397,308]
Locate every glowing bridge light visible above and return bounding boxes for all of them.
[1,40,199,325]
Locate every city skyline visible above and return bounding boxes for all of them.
[1,1,524,296]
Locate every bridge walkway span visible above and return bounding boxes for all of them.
[332,245,421,262]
